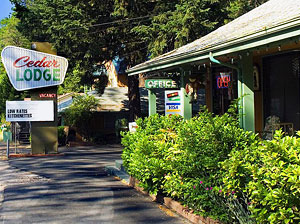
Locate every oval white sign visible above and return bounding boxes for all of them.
[1,46,68,91]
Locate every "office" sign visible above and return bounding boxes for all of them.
[145,79,178,89]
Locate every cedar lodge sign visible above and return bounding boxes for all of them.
[1,46,68,91]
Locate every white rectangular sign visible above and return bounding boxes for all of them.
[6,101,54,122]
[129,122,138,132]
[165,90,183,116]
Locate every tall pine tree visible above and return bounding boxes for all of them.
[0,16,30,116]
[10,0,269,120]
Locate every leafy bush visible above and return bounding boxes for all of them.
[0,114,10,131]
[63,94,98,141]
[122,114,183,194]
[222,130,300,223]
[121,104,257,222]
[58,126,66,146]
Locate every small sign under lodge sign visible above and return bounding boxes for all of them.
[39,93,57,98]
[1,46,68,91]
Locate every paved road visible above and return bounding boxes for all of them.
[0,145,185,224]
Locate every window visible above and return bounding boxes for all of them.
[263,51,300,131]
[212,67,238,115]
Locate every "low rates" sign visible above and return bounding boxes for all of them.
[1,46,68,91]
[6,101,54,122]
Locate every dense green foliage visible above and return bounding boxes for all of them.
[11,0,116,93]
[57,126,67,146]
[122,110,300,223]
[121,104,258,222]
[114,0,270,58]
[57,63,84,95]
[226,0,269,20]
[0,16,30,116]
[63,94,98,141]
[222,130,300,223]
[10,0,269,119]
[11,0,270,84]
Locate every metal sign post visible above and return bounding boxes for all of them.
[3,131,12,158]
[14,123,17,154]
[6,139,10,158]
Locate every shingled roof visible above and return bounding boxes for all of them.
[127,0,300,75]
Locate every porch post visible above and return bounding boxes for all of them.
[239,52,255,132]
[148,89,156,116]
[180,68,192,120]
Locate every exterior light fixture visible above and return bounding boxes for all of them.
[31,43,37,50]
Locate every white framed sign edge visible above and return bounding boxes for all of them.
[1,45,69,91]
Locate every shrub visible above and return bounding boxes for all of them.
[162,107,257,222]
[222,130,300,223]
[63,94,98,141]
[121,114,183,194]
[57,126,66,146]
[121,104,257,222]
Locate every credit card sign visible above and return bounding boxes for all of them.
[165,91,183,116]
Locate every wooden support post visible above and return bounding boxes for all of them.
[239,52,255,131]
[148,89,157,116]
[180,68,192,120]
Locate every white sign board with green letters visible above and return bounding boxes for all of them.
[1,46,68,91]
[145,79,178,89]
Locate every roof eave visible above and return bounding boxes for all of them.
[127,18,300,76]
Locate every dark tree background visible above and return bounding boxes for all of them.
[10,0,269,120]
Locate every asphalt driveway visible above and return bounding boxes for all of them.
[0,145,185,224]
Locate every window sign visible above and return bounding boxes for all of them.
[1,46,68,91]
[165,90,183,116]
[216,73,231,89]
[6,101,54,122]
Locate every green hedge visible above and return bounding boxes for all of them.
[222,130,300,223]
[122,104,257,222]
[121,107,300,223]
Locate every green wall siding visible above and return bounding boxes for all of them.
[239,52,255,131]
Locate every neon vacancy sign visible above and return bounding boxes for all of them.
[1,46,68,91]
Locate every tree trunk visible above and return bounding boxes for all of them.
[128,75,141,122]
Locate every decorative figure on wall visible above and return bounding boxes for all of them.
[185,75,205,102]
[253,64,260,91]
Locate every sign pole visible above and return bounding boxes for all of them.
[6,139,10,158]
[31,86,58,154]
[14,122,17,154]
